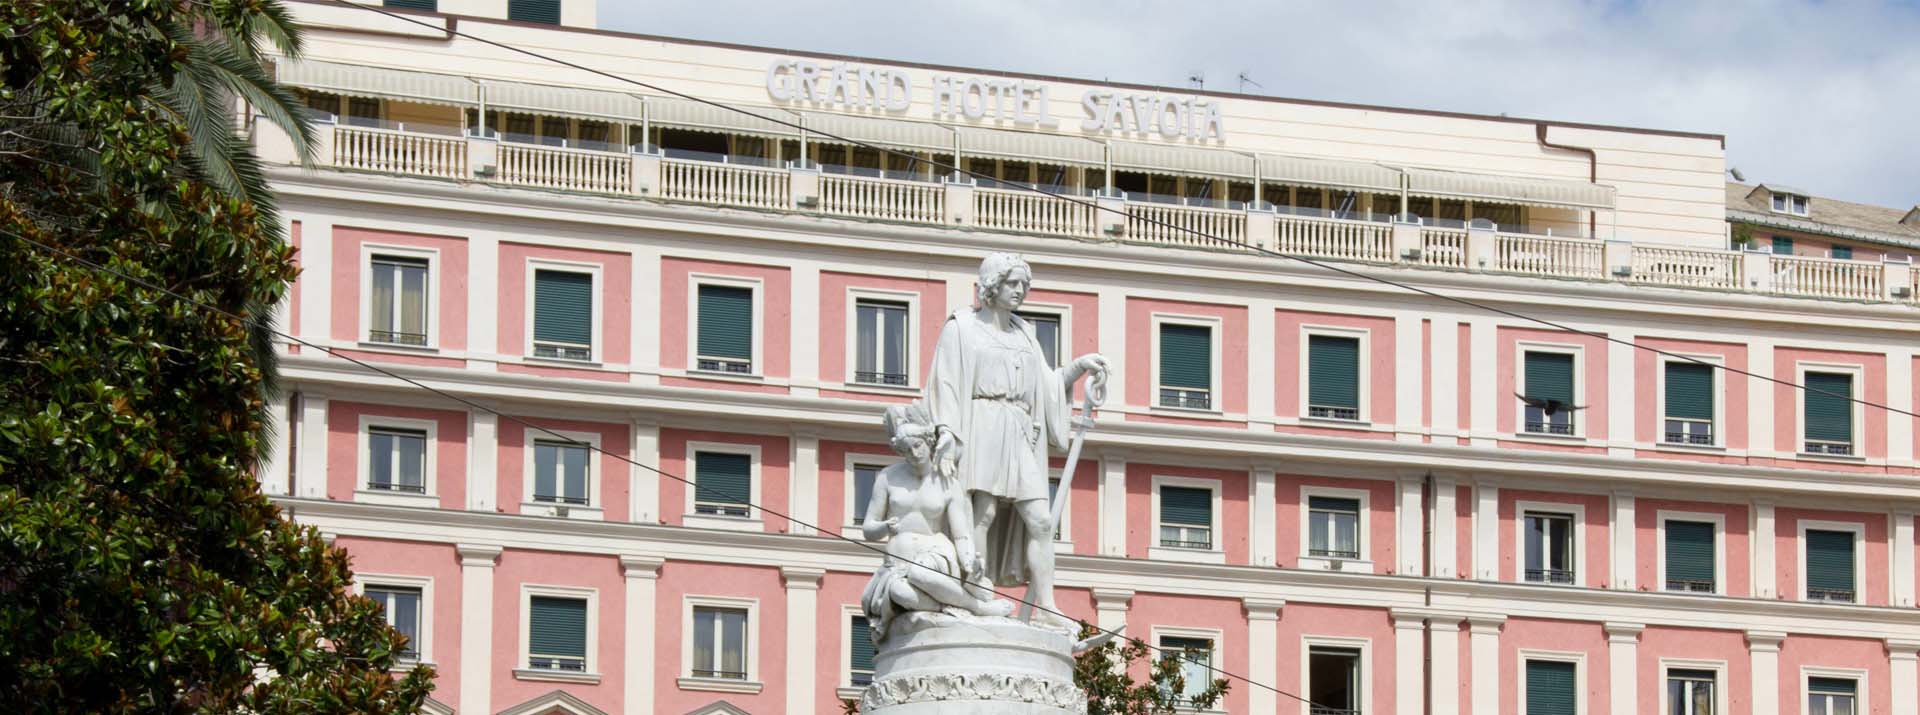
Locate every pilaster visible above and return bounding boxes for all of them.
[1606,329,1635,456]
[1747,630,1786,715]
[297,219,332,343]
[1748,339,1775,456]
[1397,476,1425,576]
[628,241,661,386]
[457,544,503,715]
[1391,612,1426,715]
[259,391,291,496]
[1888,639,1920,715]
[469,411,498,512]
[1247,299,1276,423]
[1430,476,1458,578]
[1250,468,1277,567]
[790,431,820,531]
[790,262,821,397]
[1091,587,1132,634]
[1431,615,1464,715]
[1467,615,1504,715]
[294,391,330,499]
[1610,490,1635,590]
[1097,289,1126,405]
[622,556,665,715]
[782,567,826,715]
[1430,317,1459,439]
[1099,453,1128,557]
[1753,501,1777,599]
[1605,622,1643,715]
[467,230,500,368]
[1243,598,1283,715]
[1467,319,1497,447]
[1473,480,1499,580]
[1888,346,1914,464]
[1895,512,1916,607]
[630,419,660,523]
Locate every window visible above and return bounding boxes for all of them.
[1830,245,1853,260]
[1664,362,1714,445]
[854,299,909,386]
[532,269,593,361]
[531,440,590,505]
[1308,496,1362,560]
[1772,236,1795,255]
[850,463,882,525]
[368,427,428,493]
[366,585,424,660]
[507,0,561,25]
[1017,311,1062,368]
[1771,193,1810,217]
[1667,669,1715,715]
[1157,636,1213,705]
[1158,323,1213,410]
[1525,660,1578,715]
[691,606,749,680]
[1523,512,1575,584]
[369,255,429,346]
[1047,476,1065,541]
[1158,486,1213,549]
[1308,646,1362,715]
[1664,520,1717,593]
[1803,371,1854,455]
[695,284,754,373]
[345,97,382,128]
[694,451,752,517]
[849,615,876,687]
[384,0,437,10]
[1307,334,1362,420]
[1522,351,1576,435]
[527,596,587,672]
[1807,677,1857,715]
[1804,529,1857,602]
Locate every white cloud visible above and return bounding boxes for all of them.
[600,0,1920,208]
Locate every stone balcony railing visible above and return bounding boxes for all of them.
[261,119,1920,305]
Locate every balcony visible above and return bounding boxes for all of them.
[259,119,1920,307]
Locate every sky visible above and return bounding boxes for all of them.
[599,0,1920,210]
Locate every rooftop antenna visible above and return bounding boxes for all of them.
[1237,71,1263,94]
[1187,71,1205,90]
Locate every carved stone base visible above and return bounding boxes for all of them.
[860,617,1086,715]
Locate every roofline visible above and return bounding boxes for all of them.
[1728,209,1920,253]
[295,1,1727,146]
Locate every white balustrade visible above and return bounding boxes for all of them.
[1419,228,1469,269]
[972,188,1098,237]
[1271,214,1393,262]
[496,143,631,194]
[819,174,944,224]
[658,158,790,210]
[1494,233,1604,278]
[1125,202,1247,249]
[333,125,466,179]
[1631,246,1742,290]
[1771,254,1883,301]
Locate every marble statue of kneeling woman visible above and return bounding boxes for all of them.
[860,402,1016,642]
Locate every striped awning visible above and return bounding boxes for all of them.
[1258,155,1405,194]
[1406,168,1615,210]
[644,96,800,137]
[953,126,1105,167]
[480,81,645,122]
[274,59,478,108]
[1112,141,1255,179]
[799,111,955,152]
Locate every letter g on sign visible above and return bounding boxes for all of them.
[766,60,798,101]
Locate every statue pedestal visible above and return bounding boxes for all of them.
[860,617,1086,715]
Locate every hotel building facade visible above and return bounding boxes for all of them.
[258,2,1920,713]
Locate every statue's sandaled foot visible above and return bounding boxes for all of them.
[1030,608,1074,632]
[972,598,1016,618]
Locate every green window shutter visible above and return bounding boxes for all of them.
[533,270,593,347]
[1309,496,1360,514]
[1803,372,1853,442]
[528,596,587,659]
[697,285,754,361]
[695,452,752,507]
[384,0,438,10]
[1831,246,1853,260]
[1307,335,1361,410]
[1525,660,1577,715]
[1664,363,1714,420]
[508,0,561,24]
[1159,324,1212,390]
[1665,520,1716,586]
[1524,352,1575,404]
[1771,236,1793,255]
[849,616,876,673]
[1805,529,1856,595]
[1160,486,1212,526]
[1809,677,1857,695]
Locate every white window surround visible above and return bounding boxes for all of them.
[1659,658,1729,715]
[1298,635,1371,715]
[1014,301,1073,369]
[355,414,438,507]
[1298,484,1374,574]
[522,258,605,365]
[515,583,600,683]
[1653,354,1727,450]
[1772,192,1811,217]
[358,242,440,350]
[1794,361,1867,461]
[1656,509,1728,596]
[1297,324,1371,424]
[352,573,434,669]
[844,286,922,391]
[684,441,764,532]
[1796,519,1867,603]
[1514,500,1587,586]
[1800,666,1868,714]
[1151,625,1226,715]
[1517,649,1587,715]
[519,427,603,521]
[838,603,868,697]
[687,273,765,379]
[1149,312,1225,415]
[1514,340,1586,440]
[679,595,763,694]
[1149,475,1226,564]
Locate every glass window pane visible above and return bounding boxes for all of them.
[693,608,715,673]
[1525,516,1544,573]
[397,432,425,488]
[399,264,426,337]
[855,305,877,376]
[371,264,396,335]
[563,445,588,501]
[534,442,558,500]
[852,465,879,525]
[370,431,394,487]
[721,609,747,677]
[1309,511,1329,552]
[1333,513,1358,554]
[882,305,907,377]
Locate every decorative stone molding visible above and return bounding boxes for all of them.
[620,554,665,579]
[1886,638,1920,657]
[1468,615,1508,635]
[1090,587,1134,611]
[859,672,1087,712]
[1604,621,1645,643]
[456,543,502,567]
[781,566,825,589]
[1746,630,1787,653]
[1242,597,1285,621]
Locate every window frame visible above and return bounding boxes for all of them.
[680,595,761,691]
[358,243,440,350]
[1772,192,1811,217]
[1299,485,1373,572]
[1299,635,1370,715]
[1515,342,1585,439]
[353,573,435,668]
[356,414,438,506]
[1801,667,1867,715]
[840,604,875,693]
[1518,650,1587,715]
[1048,467,1074,552]
[1655,355,1724,448]
[845,288,921,390]
[684,441,763,531]
[1795,362,1864,458]
[524,258,604,364]
[1299,324,1371,423]
[519,427,602,520]
[1150,313,1224,413]
[688,273,764,377]
[1796,519,1865,603]
[1659,658,1728,715]
[1151,625,1224,711]
[1148,475,1225,564]
[1515,500,1586,586]
[1014,304,1072,370]
[842,453,891,532]
[1656,510,1727,595]
[517,584,599,680]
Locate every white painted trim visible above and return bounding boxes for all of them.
[1298,634,1372,715]
[687,272,766,376]
[1298,323,1372,424]
[844,286,922,388]
[358,242,442,349]
[1149,311,1225,414]
[839,603,870,689]
[681,594,761,685]
[1014,301,1073,369]
[1250,468,1278,567]
[1299,484,1375,574]
[1656,510,1729,596]
[1794,361,1866,458]
[684,441,765,531]
[518,583,599,676]
[1654,353,1727,448]
[353,572,435,666]
[1513,499,1588,587]
[523,257,605,363]
[1517,649,1587,715]
[1800,665,1869,715]
[520,427,603,520]
[842,452,891,529]
[1514,340,1587,439]
[1149,474,1226,564]
[1796,519,1867,603]
[1659,657,1730,715]
[356,414,439,507]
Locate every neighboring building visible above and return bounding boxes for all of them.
[258,3,1920,715]
[1726,181,1920,264]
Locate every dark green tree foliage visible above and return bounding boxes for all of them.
[1075,625,1229,715]
[0,1,433,712]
